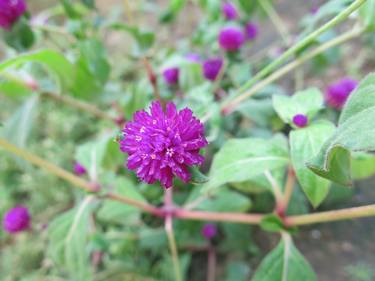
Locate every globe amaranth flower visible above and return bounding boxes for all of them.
[292,114,308,128]
[245,22,258,41]
[0,0,27,30]
[163,67,179,85]
[74,161,87,176]
[218,26,245,51]
[202,58,223,81]
[202,223,217,239]
[2,206,30,233]
[326,78,358,109]
[119,101,208,188]
[185,53,201,63]
[222,2,238,20]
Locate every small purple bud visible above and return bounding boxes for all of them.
[222,2,238,20]
[0,0,27,30]
[163,67,179,85]
[74,161,87,176]
[292,114,308,128]
[326,77,358,109]
[218,26,245,52]
[310,6,319,14]
[244,22,258,41]
[202,223,217,239]
[185,53,201,63]
[202,58,223,81]
[2,206,30,233]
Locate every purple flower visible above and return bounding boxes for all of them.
[218,26,245,51]
[2,206,30,233]
[202,223,217,239]
[163,67,179,85]
[292,114,308,128]
[119,101,208,188]
[326,78,358,109]
[222,2,238,20]
[0,0,27,30]
[245,22,258,41]
[185,53,201,63]
[202,58,223,81]
[74,161,87,175]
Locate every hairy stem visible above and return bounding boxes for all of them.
[222,26,364,114]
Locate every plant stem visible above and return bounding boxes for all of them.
[258,0,291,46]
[41,92,116,123]
[142,57,164,106]
[222,26,364,114]
[287,204,375,226]
[281,167,296,211]
[123,0,135,25]
[264,170,284,207]
[207,245,216,281]
[238,0,365,94]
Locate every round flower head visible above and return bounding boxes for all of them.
[326,78,358,109]
[292,114,308,128]
[3,206,30,233]
[202,223,217,239]
[163,67,179,85]
[245,22,258,41]
[202,58,223,81]
[74,161,87,175]
[222,2,238,20]
[0,0,27,30]
[119,101,208,188]
[185,53,201,63]
[218,26,245,51]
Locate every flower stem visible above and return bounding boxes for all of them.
[264,170,284,208]
[281,167,296,212]
[286,204,375,226]
[222,26,364,114]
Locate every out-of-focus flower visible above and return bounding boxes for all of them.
[244,22,258,41]
[292,114,308,128]
[0,0,27,30]
[222,2,238,20]
[202,58,223,81]
[218,26,245,51]
[119,101,208,188]
[326,78,358,109]
[202,223,217,239]
[74,161,87,176]
[2,206,30,233]
[163,67,179,85]
[185,53,201,63]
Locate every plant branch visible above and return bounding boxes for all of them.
[287,204,375,226]
[207,245,216,281]
[264,170,284,207]
[222,26,364,114]
[281,167,296,211]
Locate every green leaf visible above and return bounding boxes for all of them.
[290,121,335,207]
[359,0,375,31]
[179,61,204,92]
[0,76,33,98]
[351,152,375,180]
[202,135,289,193]
[187,166,209,184]
[223,261,251,281]
[308,73,375,185]
[2,95,39,147]
[260,214,286,233]
[3,17,35,51]
[273,88,323,125]
[159,0,187,23]
[47,196,94,281]
[97,177,146,224]
[251,234,317,281]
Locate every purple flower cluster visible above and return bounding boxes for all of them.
[163,67,179,85]
[245,22,258,41]
[2,206,30,233]
[74,161,87,175]
[0,0,27,30]
[218,26,245,51]
[202,223,217,239]
[325,78,358,109]
[119,101,208,188]
[222,2,238,20]
[202,58,223,81]
[292,114,308,128]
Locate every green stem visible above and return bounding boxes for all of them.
[231,0,366,98]
[222,26,364,114]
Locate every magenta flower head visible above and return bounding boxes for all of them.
[222,2,238,20]
[2,206,30,233]
[292,114,308,128]
[74,161,87,176]
[218,26,245,52]
[0,0,27,30]
[202,58,223,81]
[163,67,179,85]
[185,53,201,63]
[202,223,217,239]
[119,101,208,188]
[326,78,358,109]
[245,22,258,41]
